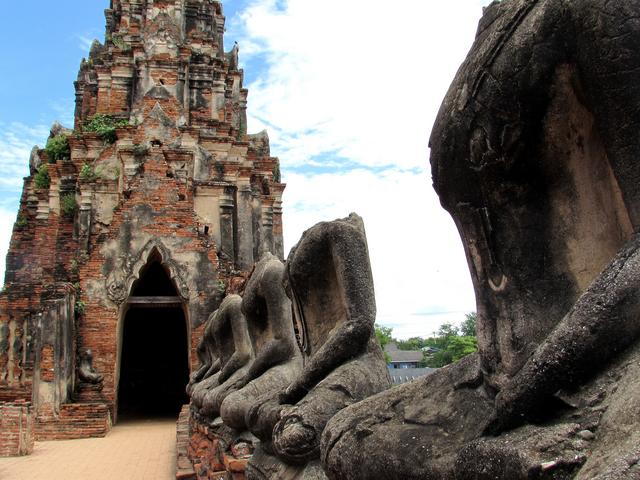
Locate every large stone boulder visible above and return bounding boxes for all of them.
[322,0,640,478]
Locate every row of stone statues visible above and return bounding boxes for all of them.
[188,213,390,477]
[189,0,640,477]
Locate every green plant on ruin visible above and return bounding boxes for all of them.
[132,143,149,157]
[45,134,70,162]
[76,252,89,264]
[34,165,50,189]
[79,163,97,182]
[111,33,131,52]
[70,259,80,276]
[217,279,226,295]
[61,193,78,218]
[75,300,86,316]
[73,278,84,314]
[272,164,281,183]
[83,114,129,144]
[15,215,28,229]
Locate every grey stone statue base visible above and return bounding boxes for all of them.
[322,354,493,479]
[457,340,640,479]
[247,446,328,480]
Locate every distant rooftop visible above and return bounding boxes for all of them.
[385,342,423,363]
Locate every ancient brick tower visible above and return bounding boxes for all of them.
[0,0,284,447]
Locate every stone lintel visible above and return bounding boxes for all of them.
[127,296,183,307]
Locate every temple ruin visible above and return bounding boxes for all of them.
[3,0,640,479]
[0,0,284,449]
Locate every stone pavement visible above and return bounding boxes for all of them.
[0,418,176,480]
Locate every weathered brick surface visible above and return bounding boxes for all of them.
[39,345,55,382]
[176,405,197,480]
[188,416,252,480]
[0,401,34,456]
[0,0,286,441]
[35,403,111,441]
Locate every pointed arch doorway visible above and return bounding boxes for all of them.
[117,252,190,421]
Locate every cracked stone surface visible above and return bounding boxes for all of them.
[321,0,640,478]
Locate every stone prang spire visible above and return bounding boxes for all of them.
[76,0,249,136]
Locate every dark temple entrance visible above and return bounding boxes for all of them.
[117,259,190,420]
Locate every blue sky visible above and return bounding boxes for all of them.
[0,0,492,339]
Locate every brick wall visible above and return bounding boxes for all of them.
[39,345,55,382]
[0,285,41,402]
[73,153,228,419]
[176,405,196,480]
[0,401,34,456]
[35,403,111,441]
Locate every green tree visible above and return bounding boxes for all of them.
[437,322,459,338]
[448,336,478,362]
[425,347,453,368]
[396,337,427,351]
[375,324,393,363]
[422,317,478,368]
[460,312,477,337]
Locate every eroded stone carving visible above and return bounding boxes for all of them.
[77,349,103,384]
[199,294,254,420]
[227,42,239,71]
[322,0,640,478]
[106,239,190,304]
[247,214,390,477]
[187,310,219,398]
[220,253,302,431]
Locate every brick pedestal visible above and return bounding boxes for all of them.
[0,401,34,456]
[35,403,111,441]
[188,412,253,480]
[177,405,197,480]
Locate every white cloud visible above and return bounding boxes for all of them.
[282,168,476,339]
[49,99,75,128]
[0,122,48,189]
[0,208,16,284]
[76,34,96,53]
[232,0,490,337]
[231,0,491,170]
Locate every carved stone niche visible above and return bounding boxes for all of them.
[199,294,254,420]
[246,213,390,479]
[322,1,640,479]
[219,252,302,431]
